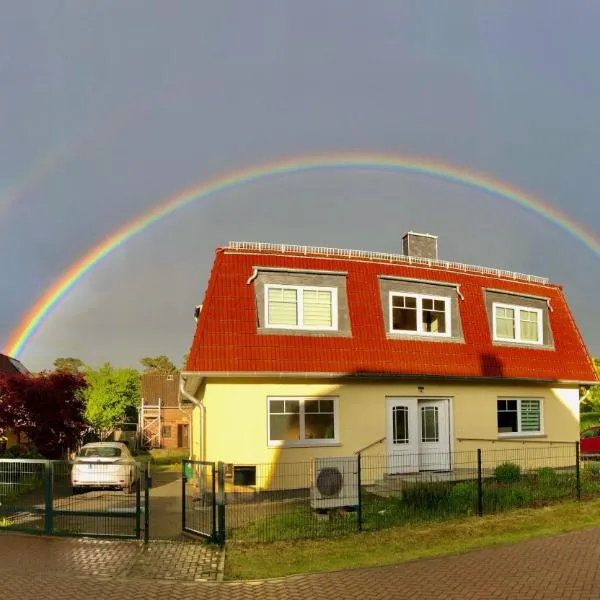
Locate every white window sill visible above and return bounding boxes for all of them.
[497,433,545,439]
[268,441,341,449]
[493,337,543,346]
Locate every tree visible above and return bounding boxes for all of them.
[53,357,86,373]
[140,355,178,376]
[182,352,190,370]
[580,358,600,413]
[83,363,141,439]
[0,371,88,458]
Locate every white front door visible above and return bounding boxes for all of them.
[386,398,420,474]
[386,398,451,474]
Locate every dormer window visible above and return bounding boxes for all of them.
[493,303,543,345]
[265,284,338,331]
[389,293,451,337]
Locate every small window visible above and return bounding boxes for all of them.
[497,398,542,435]
[268,397,339,446]
[493,303,543,344]
[233,466,256,486]
[390,293,450,336]
[265,285,338,330]
[162,426,172,438]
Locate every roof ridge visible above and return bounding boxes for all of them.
[225,241,551,286]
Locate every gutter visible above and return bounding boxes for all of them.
[179,375,205,462]
[179,370,598,387]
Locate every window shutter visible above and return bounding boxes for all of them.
[520,310,539,342]
[520,400,540,432]
[302,290,333,327]
[268,288,298,325]
[495,306,515,338]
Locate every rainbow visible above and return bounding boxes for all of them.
[5,152,600,358]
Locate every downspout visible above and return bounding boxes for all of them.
[179,377,205,462]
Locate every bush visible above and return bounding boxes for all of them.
[495,462,521,484]
[537,467,557,485]
[401,482,451,512]
[584,461,600,478]
[0,444,41,459]
[449,481,478,514]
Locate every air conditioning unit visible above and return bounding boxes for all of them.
[310,456,359,510]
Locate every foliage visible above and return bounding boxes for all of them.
[449,481,478,514]
[584,461,600,478]
[494,462,521,484]
[140,355,178,376]
[53,357,86,373]
[401,482,451,511]
[0,372,88,458]
[0,444,41,458]
[83,363,141,438]
[536,467,557,485]
[580,358,600,413]
[581,412,600,431]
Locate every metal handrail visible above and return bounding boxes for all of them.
[355,436,386,455]
[457,437,574,445]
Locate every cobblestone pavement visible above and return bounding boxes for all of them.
[4,527,600,599]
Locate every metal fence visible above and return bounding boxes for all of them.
[214,443,592,544]
[0,459,150,540]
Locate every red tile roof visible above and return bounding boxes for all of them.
[186,245,598,383]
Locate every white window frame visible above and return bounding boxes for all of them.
[389,292,451,337]
[264,284,338,331]
[267,396,340,448]
[497,397,544,438]
[492,302,543,345]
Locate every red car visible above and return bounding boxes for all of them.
[580,426,600,454]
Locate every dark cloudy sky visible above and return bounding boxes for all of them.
[1,1,600,371]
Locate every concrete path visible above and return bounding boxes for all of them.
[3,526,600,599]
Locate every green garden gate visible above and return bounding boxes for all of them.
[0,459,150,540]
[182,460,224,543]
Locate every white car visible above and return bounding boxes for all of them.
[71,442,137,494]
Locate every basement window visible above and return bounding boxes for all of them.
[233,466,256,486]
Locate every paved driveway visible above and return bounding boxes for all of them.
[3,525,600,599]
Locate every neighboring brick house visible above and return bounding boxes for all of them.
[0,353,30,448]
[180,234,597,489]
[140,373,192,451]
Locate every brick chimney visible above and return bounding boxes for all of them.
[402,232,438,260]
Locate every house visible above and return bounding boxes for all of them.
[0,353,30,449]
[139,373,191,452]
[180,234,598,489]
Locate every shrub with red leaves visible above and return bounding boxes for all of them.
[0,371,88,459]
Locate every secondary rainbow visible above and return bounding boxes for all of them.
[5,152,600,358]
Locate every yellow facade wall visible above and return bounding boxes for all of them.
[190,378,580,489]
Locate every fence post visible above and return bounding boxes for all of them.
[357,453,362,532]
[216,462,225,545]
[135,464,142,540]
[477,449,483,517]
[211,463,217,541]
[576,441,581,501]
[181,460,187,532]
[43,460,53,535]
[144,462,150,543]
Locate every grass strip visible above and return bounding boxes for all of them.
[225,498,600,580]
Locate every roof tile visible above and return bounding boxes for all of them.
[186,247,598,383]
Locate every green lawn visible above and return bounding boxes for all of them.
[225,498,600,580]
